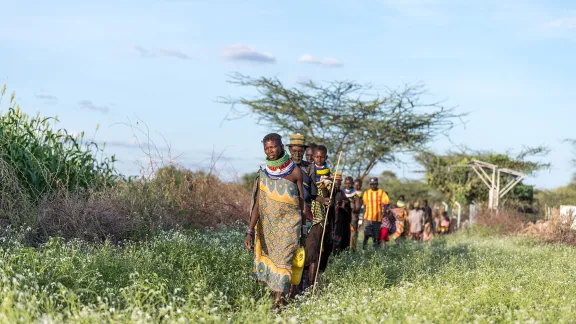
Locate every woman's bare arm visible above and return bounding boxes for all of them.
[244,193,259,250]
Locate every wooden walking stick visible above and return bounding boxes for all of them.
[312,150,343,297]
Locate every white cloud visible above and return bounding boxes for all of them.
[102,140,140,149]
[35,93,59,104]
[543,16,576,29]
[222,44,276,64]
[298,54,343,67]
[130,45,192,60]
[78,100,109,114]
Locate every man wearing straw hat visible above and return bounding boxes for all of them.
[288,133,316,209]
[287,134,331,224]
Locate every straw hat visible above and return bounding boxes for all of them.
[334,172,343,181]
[288,133,308,148]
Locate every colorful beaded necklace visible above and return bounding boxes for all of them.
[344,188,357,198]
[265,150,295,179]
[314,162,330,181]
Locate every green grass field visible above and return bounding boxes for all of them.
[1,228,575,323]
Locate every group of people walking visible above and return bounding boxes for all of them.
[243,133,453,307]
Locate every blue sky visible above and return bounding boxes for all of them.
[2,0,575,188]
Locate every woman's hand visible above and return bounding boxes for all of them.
[244,233,253,251]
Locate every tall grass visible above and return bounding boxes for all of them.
[0,85,120,233]
[0,86,119,201]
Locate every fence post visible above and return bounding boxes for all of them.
[454,201,462,229]
[469,202,477,227]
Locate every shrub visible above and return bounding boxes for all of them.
[33,168,251,243]
[521,208,576,245]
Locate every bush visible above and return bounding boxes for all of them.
[473,208,527,235]
[35,169,251,242]
[521,208,576,245]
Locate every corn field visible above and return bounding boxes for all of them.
[0,85,119,202]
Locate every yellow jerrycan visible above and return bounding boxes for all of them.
[290,245,306,285]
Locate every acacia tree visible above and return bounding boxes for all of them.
[415,147,550,207]
[222,73,463,179]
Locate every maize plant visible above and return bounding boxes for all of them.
[0,85,120,201]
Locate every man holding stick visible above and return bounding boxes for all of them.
[287,134,330,227]
[287,134,329,294]
[304,145,333,288]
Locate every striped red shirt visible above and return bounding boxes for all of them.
[362,189,390,222]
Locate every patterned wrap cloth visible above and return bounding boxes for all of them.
[391,207,408,240]
[311,189,326,226]
[310,174,331,226]
[252,170,301,293]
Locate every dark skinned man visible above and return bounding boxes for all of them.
[305,143,317,163]
[362,177,390,250]
[304,145,333,287]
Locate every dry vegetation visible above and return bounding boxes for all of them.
[2,160,251,244]
[473,208,527,235]
[521,208,576,245]
[472,206,576,245]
